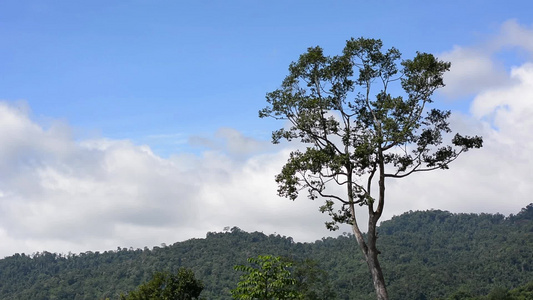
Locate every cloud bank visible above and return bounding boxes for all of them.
[0,103,333,257]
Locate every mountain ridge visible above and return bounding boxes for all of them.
[1,204,531,299]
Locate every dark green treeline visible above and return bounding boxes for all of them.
[0,204,531,300]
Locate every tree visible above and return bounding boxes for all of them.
[120,268,204,300]
[231,255,302,299]
[259,37,483,300]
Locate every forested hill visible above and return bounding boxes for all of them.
[1,204,532,300]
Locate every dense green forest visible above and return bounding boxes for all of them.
[0,204,531,300]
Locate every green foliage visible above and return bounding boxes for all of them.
[0,206,531,299]
[378,208,533,300]
[260,37,482,230]
[120,268,204,300]
[442,280,533,300]
[508,280,533,299]
[231,255,301,300]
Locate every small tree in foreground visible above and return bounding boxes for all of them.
[232,255,302,299]
[120,268,204,300]
[259,37,483,300]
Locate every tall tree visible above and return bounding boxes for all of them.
[259,37,483,300]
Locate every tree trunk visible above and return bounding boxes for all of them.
[350,219,389,300]
[367,146,389,300]
[348,153,389,300]
[365,247,389,300]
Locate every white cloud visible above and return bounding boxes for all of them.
[439,19,533,98]
[439,46,509,97]
[472,63,533,143]
[0,102,332,258]
[189,127,273,157]
[495,20,533,53]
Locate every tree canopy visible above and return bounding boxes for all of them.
[260,37,483,300]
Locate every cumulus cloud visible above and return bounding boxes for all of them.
[439,46,510,98]
[439,19,533,98]
[495,20,533,53]
[0,102,332,258]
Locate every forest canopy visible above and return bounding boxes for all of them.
[0,205,530,300]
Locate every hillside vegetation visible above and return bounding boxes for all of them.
[0,204,531,300]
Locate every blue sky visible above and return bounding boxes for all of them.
[2,1,530,155]
[1,1,533,257]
